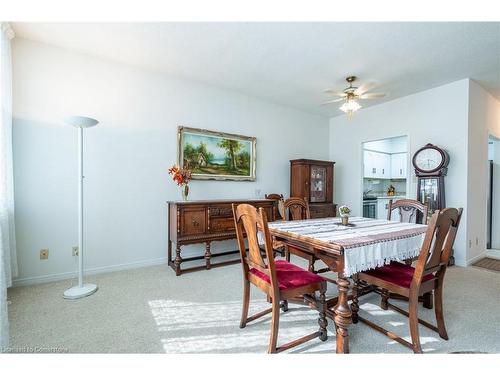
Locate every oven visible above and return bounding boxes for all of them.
[363,199,377,219]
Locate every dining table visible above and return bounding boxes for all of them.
[267,216,428,354]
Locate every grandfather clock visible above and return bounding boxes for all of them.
[412,143,453,265]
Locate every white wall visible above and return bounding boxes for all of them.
[468,81,500,255]
[330,80,470,266]
[12,38,329,285]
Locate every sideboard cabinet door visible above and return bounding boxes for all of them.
[180,208,206,236]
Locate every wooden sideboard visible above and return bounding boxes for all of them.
[290,159,337,218]
[168,199,276,276]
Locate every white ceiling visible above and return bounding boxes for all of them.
[12,22,500,117]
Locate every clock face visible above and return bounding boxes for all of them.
[414,147,443,172]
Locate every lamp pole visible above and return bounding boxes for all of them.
[63,116,99,299]
[77,126,84,288]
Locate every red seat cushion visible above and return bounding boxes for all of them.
[249,260,325,291]
[362,261,434,289]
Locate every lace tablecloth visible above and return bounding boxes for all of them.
[267,216,427,277]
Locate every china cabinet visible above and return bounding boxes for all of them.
[290,159,337,218]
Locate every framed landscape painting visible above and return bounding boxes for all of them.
[177,126,256,181]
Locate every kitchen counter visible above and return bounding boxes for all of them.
[376,195,406,200]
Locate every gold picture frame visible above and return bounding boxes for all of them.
[177,126,256,181]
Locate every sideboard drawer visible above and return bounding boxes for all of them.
[181,208,206,236]
[208,205,233,218]
[209,217,235,233]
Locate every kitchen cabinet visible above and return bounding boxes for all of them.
[377,198,389,219]
[390,153,407,179]
[363,150,376,178]
[364,150,407,179]
[364,150,391,179]
[378,153,391,178]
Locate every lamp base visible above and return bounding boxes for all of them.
[63,283,98,300]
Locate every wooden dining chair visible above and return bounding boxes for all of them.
[351,207,463,353]
[232,203,328,353]
[281,197,318,272]
[387,198,429,224]
[265,193,285,221]
[385,198,432,307]
[264,193,286,256]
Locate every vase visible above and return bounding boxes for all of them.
[341,216,349,225]
[181,184,189,201]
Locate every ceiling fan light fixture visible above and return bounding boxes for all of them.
[323,75,385,119]
[339,99,361,119]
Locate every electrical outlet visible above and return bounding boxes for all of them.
[72,246,79,256]
[40,249,49,260]
[476,237,479,246]
[468,240,472,248]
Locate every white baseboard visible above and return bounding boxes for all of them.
[466,252,487,266]
[11,257,168,287]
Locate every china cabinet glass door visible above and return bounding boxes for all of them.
[310,166,326,202]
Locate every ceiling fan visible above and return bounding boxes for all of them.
[322,76,387,119]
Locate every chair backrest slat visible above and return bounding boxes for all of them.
[283,197,310,221]
[412,207,463,288]
[233,203,277,286]
[388,198,429,225]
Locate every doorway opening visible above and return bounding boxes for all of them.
[487,135,500,256]
[362,135,408,220]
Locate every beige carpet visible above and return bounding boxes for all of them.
[7,259,500,353]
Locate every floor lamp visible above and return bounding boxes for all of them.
[63,116,99,300]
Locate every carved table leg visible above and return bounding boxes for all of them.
[318,288,328,341]
[174,244,182,276]
[205,242,212,270]
[334,276,352,354]
[351,276,359,324]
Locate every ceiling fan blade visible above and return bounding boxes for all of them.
[321,98,345,105]
[359,92,387,99]
[355,81,378,95]
[323,88,347,97]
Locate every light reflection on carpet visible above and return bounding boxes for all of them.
[149,298,447,353]
[148,298,333,353]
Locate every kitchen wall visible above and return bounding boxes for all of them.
[330,79,470,266]
[364,179,406,197]
[12,38,329,285]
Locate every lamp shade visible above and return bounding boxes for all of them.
[65,116,99,128]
